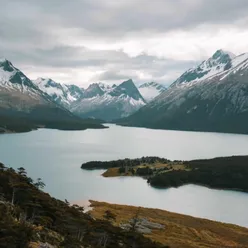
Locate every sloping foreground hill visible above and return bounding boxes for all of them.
[90,201,248,248]
[0,163,165,248]
[1,163,248,247]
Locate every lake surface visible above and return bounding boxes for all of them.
[0,124,248,227]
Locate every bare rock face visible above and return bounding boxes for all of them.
[120,218,164,234]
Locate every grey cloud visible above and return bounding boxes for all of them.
[1,0,248,41]
[2,0,247,36]
[89,52,198,85]
[95,71,139,82]
[0,0,245,86]
[0,40,199,85]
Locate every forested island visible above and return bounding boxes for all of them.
[81,156,248,192]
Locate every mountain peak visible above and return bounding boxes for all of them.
[83,83,104,98]
[0,57,7,63]
[119,79,135,88]
[171,49,236,87]
[71,79,146,121]
[0,58,15,72]
[109,79,145,101]
[87,83,102,90]
[212,49,236,60]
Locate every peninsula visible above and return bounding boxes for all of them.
[81,156,248,192]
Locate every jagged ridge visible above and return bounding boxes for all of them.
[117,49,248,134]
[0,59,104,132]
[71,79,146,121]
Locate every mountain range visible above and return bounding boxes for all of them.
[0,59,104,132]
[34,78,165,121]
[3,48,248,135]
[0,57,165,132]
[70,79,146,120]
[117,49,248,134]
[33,77,84,109]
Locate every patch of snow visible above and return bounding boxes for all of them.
[33,78,83,107]
[0,57,7,63]
[139,87,162,102]
[138,82,166,102]
[0,67,14,82]
[220,50,236,59]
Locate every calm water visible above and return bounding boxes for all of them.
[0,124,248,227]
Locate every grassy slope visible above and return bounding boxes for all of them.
[102,163,186,177]
[90,201,248,248]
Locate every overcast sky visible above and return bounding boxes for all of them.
[1,0,248,87]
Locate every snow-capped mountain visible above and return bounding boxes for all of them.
[138,82,166,102]
[33,77,149,120]
[170,49,235,87]
[71,79,146,121]
[33,78,84,108]
[117,50,248,134]
[0,58,103,131]
[0,58,53,110]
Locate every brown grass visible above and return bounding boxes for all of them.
[102,163,188,178]
[102,168,133,177]
[89,201,248,248]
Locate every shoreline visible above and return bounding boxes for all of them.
[81,155,248,193]
[0,124,108,135]
[101,167,248,193]
[115,123,248,136]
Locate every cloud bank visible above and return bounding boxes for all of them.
[1,0,248,86]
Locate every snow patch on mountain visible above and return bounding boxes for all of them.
[71,79,146,120]
[135,49,248,122]
[171,49,235,88]
[138,82,166,102]
[119,49,248,134]
[33,78,84,108]
[0,59,59,111]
